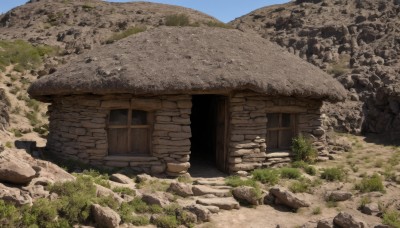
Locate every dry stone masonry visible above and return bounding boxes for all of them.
[229,92,326,173]
[46,92,328,175]
[47,94,192,176]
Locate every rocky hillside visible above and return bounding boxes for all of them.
[0,0,222,75]
[231,0,400,140]
[0,0,227,141]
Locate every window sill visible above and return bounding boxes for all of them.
[104,155,158,162]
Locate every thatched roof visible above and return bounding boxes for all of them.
[28,27,346,102]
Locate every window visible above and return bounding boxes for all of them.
[266,113,296,151]
[107,109,153,155]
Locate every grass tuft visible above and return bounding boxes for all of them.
[106,26,146,44]
[355,173,385,193]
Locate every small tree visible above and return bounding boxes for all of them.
[291,134,317,163]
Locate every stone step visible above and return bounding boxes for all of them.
[196,197,240,210]
[192,185,231,197]
[194,179,226,186]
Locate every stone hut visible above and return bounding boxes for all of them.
[28,27,346,176]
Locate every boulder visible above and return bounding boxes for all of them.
[328,191,352,202]
[136,173,153,183]
[142,192,171,207]
[269,187,310,209]
[184,204,211,222]
[361,203,380,216]
[167,162,190,173]
[232,186,262,205]
[192,185,230,197]
[196,197,240,210]
[91,204,121,228]
[95,184,124,205]
[0,183,32,206]
[317,219,334,228]
[23,184,50,199]
[168,182,193,197]
[110,173,134,185]
[203,205,219,213]
[333,212,365,228]
[0,155,36,184]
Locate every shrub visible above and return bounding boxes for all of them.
[304,166,317,176]
[280,167,301,179]
[382,210,400,228]
[112,187,136,196]
[355,174,385,193]
[0,40,58,72]
[0,200,20,227]
[48,175,97,224]
[320,167,345,181]
[205,20,233,29]
[326,200,338,208]
[225,176,258,188]
[359,196,371,208]
[291,134,317,163]
[252,169,280,185]
[291,161,308,168]
[165,14,191,26]
[106,26,146,44]
[25,111,41,126]
[312,207,321,215]
[22,198,61,227]
[119,201,150,225]
[152,215,179,228]
[289,180,310,193]
[81,169,110,188]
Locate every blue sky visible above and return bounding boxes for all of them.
[0,0,289,22]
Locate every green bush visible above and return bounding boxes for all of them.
[25,111,41,127]
[152,215,179,228]
[225,176,258,188]
[0,200,20,227]
[81,169,111,188]
[383,210,400,228]
[355,174,385,193]
[119,202,150,225]
[48,175,97,224]
[291,161,308,168]
[280,167,301,179]
[106,26,146,44]
[0,40,58,72]
[320,167,345,182]
[291,134,317,163]
[165,14,191,26]
[252,169,280,185]
[304,166,317,176]
[112,187,136,196]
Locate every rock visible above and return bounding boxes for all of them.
[142,192,171,207]
[196,197,240,210]
[168,182,193,197]
[333,212,365,228]
[374,225,390,228]
[167,162,190,173]
[0,183,32,206]
[95,184,124,205]
[179,211,197,225]
[194,179,226,186]
[317,219,334,228]
[269,187,310,209]
[204,205,219,213]
[0,142,4,152]
[0,155,36,184]
[236,171,249,177]
[184,204,211,222]
[136,173,153,183]
[361,203,380,216]
[91,204,121,228]
[328,191,352,201]
[192,185,230,197]
[110,173,134,185]
[232,186,262,205]
[23,184,50,199]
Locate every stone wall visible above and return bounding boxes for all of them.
[47,94,192,176]
[228,92,326,173]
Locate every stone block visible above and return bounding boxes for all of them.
[101,100,130,108]
[167,162,190,173]
[131,98,161,110]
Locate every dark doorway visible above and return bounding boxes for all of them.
[189,95,228,176]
